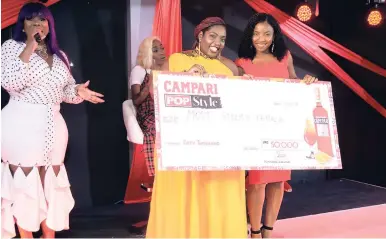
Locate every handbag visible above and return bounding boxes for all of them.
[122,99,144,144]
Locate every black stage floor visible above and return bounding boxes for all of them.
[54,179,386,238]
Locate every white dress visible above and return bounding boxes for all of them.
[1,39,82,238]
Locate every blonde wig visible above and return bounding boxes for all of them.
[136,36,161,69]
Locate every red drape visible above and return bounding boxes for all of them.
[152,0,182,57]
[1,0,60,29]
[245,0,386,118]
[124,0,182,204]
[124,144,154,204]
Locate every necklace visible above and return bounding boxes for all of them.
[192,48,221,60]
[35,44,49,60]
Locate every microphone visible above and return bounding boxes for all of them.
[34,33,42,43]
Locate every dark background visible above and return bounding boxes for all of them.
[1,0,385,209]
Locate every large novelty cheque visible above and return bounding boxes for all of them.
[152,71,342,171]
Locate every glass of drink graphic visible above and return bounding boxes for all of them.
[304,118,317,159]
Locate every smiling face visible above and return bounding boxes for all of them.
[252,21,274,54]
[152,39,166,66]
[198,25,226,59]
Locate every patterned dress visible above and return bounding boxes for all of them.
[135,71,156,176]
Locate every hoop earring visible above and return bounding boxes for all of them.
[271,43,275,53]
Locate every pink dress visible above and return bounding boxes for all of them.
[235,56,291,184]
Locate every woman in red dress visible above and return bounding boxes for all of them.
[236,13,317,238]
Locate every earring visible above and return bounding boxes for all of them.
[250,45,253,49]
[198,40,201,57]
[271,43,275,52]
[22,29,25,32]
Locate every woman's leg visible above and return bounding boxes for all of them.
[8,164,36,238]
[39,166,57,239]
[247,183,266,238]
[17,226,33,239]
[41,220,55,238]
[262,182,284,238]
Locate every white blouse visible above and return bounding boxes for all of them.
[1,39,84,165]
[129,65,150,87]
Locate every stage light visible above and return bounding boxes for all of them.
[367,8,383,26]
[296,1,313,22]
[366,0,384,27]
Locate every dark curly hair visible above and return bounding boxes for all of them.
[238,13,288,61]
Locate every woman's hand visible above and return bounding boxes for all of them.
[302,74,318,85]
[243,74,254,79]
[76,81,105,104]
[187,64,206,75]
[24,25,44,51]
[141,84,150,96]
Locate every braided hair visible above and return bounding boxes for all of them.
[238,13,288,61]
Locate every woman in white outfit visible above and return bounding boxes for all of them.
[1,2,104,238]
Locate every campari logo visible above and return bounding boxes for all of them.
[163,80,222,109]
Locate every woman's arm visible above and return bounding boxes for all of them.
[220,57,239,76]
[130,66,149,106]
[234,58,247,76]
[237,66,245,76]
[287,52,318,84]
[131,84,150,106]
[287,52,298,79]
[1,40,36,92]
[60,51,84,104]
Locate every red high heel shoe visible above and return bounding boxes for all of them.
[284,181,292,192]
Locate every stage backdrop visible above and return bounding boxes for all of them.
[125,0,386,193]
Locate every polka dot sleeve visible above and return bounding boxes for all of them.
[63,78,83,104]
[1,39,34,92]
[61,51,83,104]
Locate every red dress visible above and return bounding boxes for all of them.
[235,56,291,184]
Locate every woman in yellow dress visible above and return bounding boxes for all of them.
[146,17,247,238]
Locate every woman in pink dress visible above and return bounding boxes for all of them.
[235,13,317,238]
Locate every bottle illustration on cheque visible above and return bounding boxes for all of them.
[304,87,334,164]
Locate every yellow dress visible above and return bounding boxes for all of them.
[146,52,247,238]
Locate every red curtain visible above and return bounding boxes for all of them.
[123,144,154,204]
[245,0,386,118]
[1,0,60,29]
[124,0,182,204]
[152,0,183,57]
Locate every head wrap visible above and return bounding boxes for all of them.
[193,17,226,48]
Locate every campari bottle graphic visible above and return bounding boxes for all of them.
[313,87,334,157]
